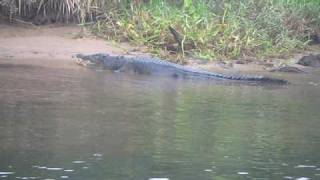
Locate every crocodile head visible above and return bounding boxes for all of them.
[75,53,106,68]
[76,53,129,71]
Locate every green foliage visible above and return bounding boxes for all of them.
[183,0,193,9]
[91,0,320,61]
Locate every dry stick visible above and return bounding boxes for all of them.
[0,15,36,27]
[13,18,36,26]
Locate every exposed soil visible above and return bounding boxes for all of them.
[0,23,128,69]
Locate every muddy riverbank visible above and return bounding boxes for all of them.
[0,23,319,80]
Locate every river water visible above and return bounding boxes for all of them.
[0,62,319,180]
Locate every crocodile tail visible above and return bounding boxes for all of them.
[217,73,288,84]
[258,77,288,84]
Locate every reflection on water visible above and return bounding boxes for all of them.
[0,62,319,180]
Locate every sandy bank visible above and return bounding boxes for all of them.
[0,24,128,69]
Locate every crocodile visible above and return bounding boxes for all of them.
[75,53,288,84]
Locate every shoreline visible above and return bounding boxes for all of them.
[0,24,318,79]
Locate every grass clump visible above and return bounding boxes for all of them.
[91,0,320,61]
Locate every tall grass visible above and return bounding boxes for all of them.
[1,0,319,61]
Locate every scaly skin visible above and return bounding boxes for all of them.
[75,53,288,84]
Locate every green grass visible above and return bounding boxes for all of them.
[1,0,319,61]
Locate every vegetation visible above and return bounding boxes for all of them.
[1,0,319,61]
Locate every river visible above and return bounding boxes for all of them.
[0,62,319,180]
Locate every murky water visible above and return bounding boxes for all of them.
[0,62,320,180]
